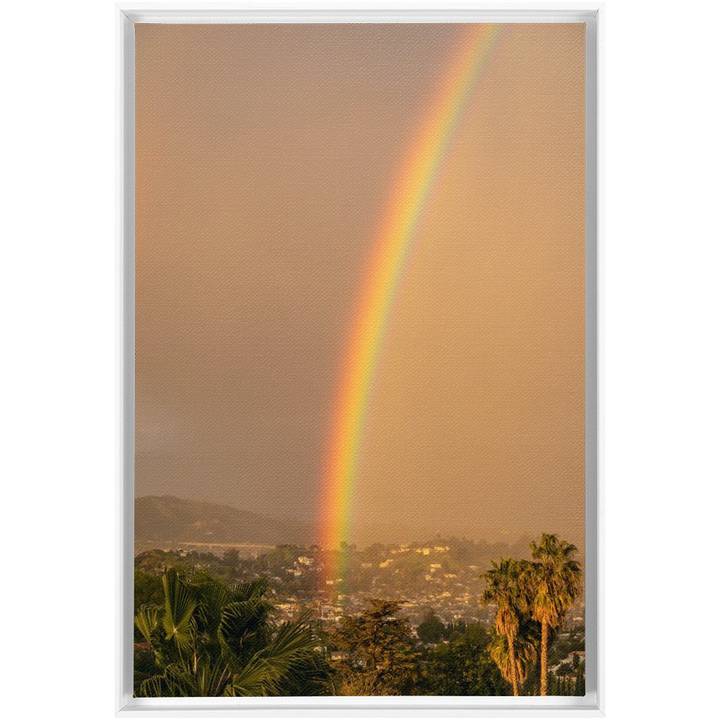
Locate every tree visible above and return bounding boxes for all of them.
[487,617,539,693]
[135,568,164,611]
[416,609,445,644]
[528,534,582,696]
[421,626,510,696]
[134,568,331,697]
[222,548,240,568]
[481,558,528,696]
[574,660,586,696]
[331,599,417,695]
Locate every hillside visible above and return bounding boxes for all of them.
[135,495,313,548]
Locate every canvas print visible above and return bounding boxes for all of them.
[134,23,586,698]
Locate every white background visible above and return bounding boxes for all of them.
[2,1,717,718]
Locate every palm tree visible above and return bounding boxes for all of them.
[134,569,331,697]
[488,628,537,691]
[481,558,528,696]
[528,534,582,696]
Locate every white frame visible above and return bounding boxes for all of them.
[117,3,604,716]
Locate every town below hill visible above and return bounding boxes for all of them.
[135,536,585,697]
[135,537,584,631]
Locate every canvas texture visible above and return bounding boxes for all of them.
[133,23,586,698]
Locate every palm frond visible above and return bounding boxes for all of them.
[135,606,160,646]
[161,569,197,653]
[137,663,197,697]
[223,653,276,697]
[218,599,271,660]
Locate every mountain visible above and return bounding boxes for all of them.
[135,495,584,556]
[135,495,313,548]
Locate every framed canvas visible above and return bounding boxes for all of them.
[117,3,603,716]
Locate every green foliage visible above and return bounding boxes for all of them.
[413,622,511,696]
[480,558,531,695]
[222,548,240,568]
[135,569,164,607]
[134,568,331,697]
[421,634,510,696]
[527,534,582,695]
[132,531,583,697]
[487,620,539,690]
[452,621,492,646]
[546,659,585,697]
[480,535,583,696]
[331,599,419,695]
[575,661,586,696]
[416,610,445,644]
[134,569,164,642]
[528,534,582,631]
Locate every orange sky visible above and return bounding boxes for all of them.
[135,23,585,549]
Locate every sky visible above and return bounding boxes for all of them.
[135,23,586,550]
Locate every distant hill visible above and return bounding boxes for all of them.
[135,495,313,548]
[135,495,583,557]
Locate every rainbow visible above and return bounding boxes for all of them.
[318,24,507,583]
